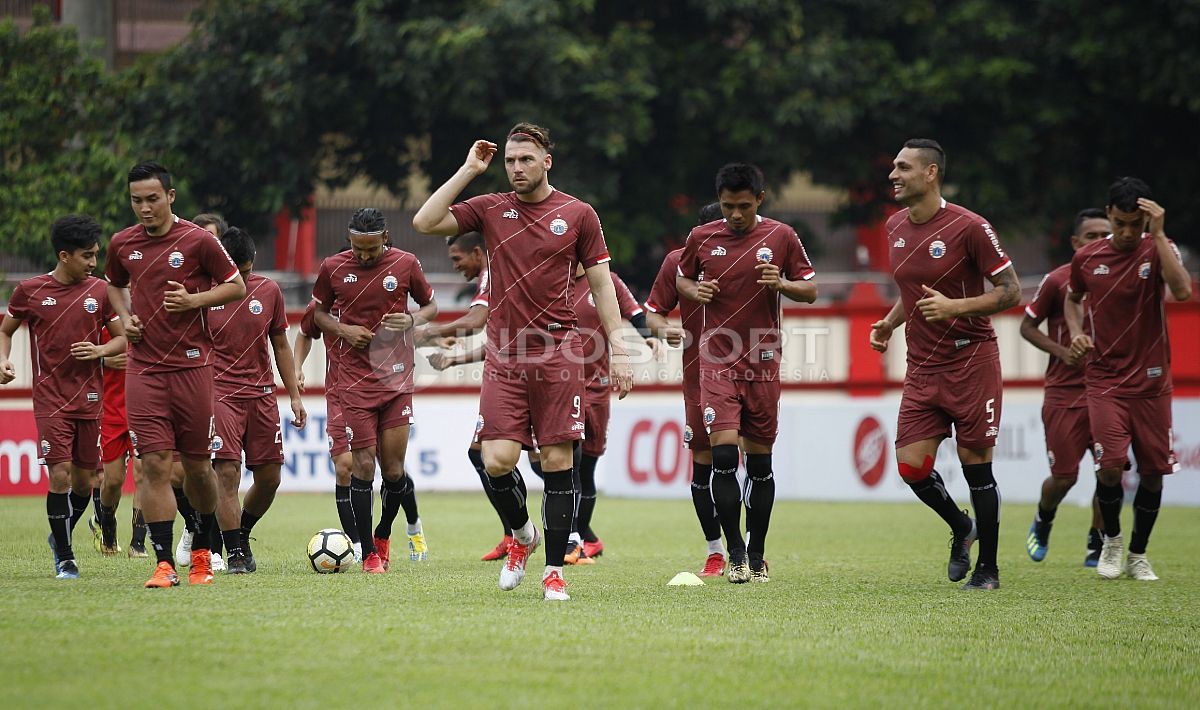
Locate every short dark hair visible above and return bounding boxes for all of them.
[507,122,554,151]
[50,214,101,255]
[1072,208,1108,235]
[698,201,723,224]
[1107,177,1152,212]
[348,208,387,234]
[447,231,484,252]
[219,226,256,266]
[192,213,228,235]
[903,138,947,183]
[128,161,172,190]
[715,163,765,196]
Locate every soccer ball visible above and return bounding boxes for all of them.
[307,528,354,573]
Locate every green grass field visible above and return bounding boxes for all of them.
[1,493,1197,709]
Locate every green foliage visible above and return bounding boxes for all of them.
[0,8,129,270]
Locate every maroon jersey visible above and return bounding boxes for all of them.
[104,216,240,374]
[573,271,642,385]
[677,216,816,380]
[887,200,1012,374]
[7,274,115,418]
[311,248,434,394]
[209,272,288,400]
[1025,264,1086,407]
[1068,234,1181,398]
[645,249,703,397]
[470,268,490,308]
[449,189,611,356]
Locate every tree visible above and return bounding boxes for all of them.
[0,7,130,271]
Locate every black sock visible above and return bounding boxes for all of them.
[100,504,117,546]
[192,512,215,552]
[528,459,544,480]
[91,487,102,520]
[174,486,199,534]
[577,454,599,543]
[1037,503,1057,525]
[132,507,147,547]
[221,529,243,556]
[963,463,1001,571]
[542,469,575,566]
[350,477,375,555]
[710,445,745,556]
[375,476,406,539]
[745,454,775,562]
[1096,481,1124,537]
[908,470,971,536]
[210,518,223,556]
[237,508,259,551]
[1087,527,1103,551]
[47,492,74,561]
[68,491,90,531]
[487,469,530,532]
[1128,482,1162,554]
[334,485,359,543]
[148,520,174,565]
[469,448,510,535]
[396,475,419,526]
[689,461,722,542]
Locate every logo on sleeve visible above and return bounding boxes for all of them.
[710,246,727,256]
[83,297,99,313]
[383,275,398,292]
[343,274,358,283]
[475,415,485,434]
[893,237,906,248]
[982,223,1005,256]
[756,247,773,263]
[502,209,519,219]
[128,250,143,260]
[550,218,569,236]
[1093,264,1109,276]
[703,406,716,426]
[683,425,694,444]
[41,297,57,306]
[928,240,947,259]
[168,251,184,268]
[248,299,263,315]
[210,436,223,452]
[40,440,51,457]
[1138,262,1151,280]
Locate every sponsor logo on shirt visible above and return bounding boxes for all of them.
[343,274,358,283]
[502,209,519,219]
[703,406,716,426]
[710,246,727,256]
[1093,264,1109,275]
[168,251,184,268]
[83,297,99,314]
[985,426,999,438]
[210,304,224,311]
[128,250,143,260]
[599,376,610,386]
[87,393,99,402]
[210,436,223,452]
[1147,366,1163,378]
[928,240,947,258]
[41,297,57,306]
[760,350,775,361]
[954,338,970,349]
[756,247,773,263]
[893,238,906,248]
[186,348,201,359]
[549,218,569,236]
[683,425,693,444]
[248,299,263,315]
[1138,262,1152,280]
[392,363,405,373]
[547,323,562,330]
[383,275,398,292]
[982,223,1005,256]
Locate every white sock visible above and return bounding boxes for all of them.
[406,518,422,536]
[707,539,725,556]
[569,531,583,545]
[513,520,535,545]
[543,565,563,579]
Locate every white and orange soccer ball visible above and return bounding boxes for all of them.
[307,528,354,573]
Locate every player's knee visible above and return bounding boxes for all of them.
[483,453,517,477]
[47,464,72,493]
[745,453,773,482]
[898,454,934,484]
[1096,466,1123,487]
[253,465,282,491]
[711,444,739,475]
[1139,473,1164,493]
